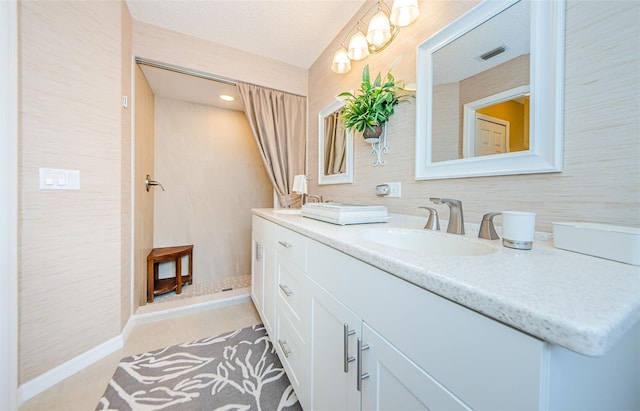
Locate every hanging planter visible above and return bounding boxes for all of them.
[338,64,412,143]
[363,123,385,143]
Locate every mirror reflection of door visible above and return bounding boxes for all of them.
[475,114,509,156]
[324,109,347,175]
[462,89,530,158]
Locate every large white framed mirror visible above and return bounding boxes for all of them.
[318,99,354,185]
[415,0,565,180]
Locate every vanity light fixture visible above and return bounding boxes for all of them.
[390,0,420,27]
[219,94,235,101]
[331,47,352,74]
[331,0,419,74]
[347,26,369,61]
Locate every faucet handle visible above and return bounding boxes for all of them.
[478,212,501,240]
[419,207,440,231]
[429,197,461,206]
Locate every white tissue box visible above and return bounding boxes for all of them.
[302,203,389,225]
[552,222,640,266]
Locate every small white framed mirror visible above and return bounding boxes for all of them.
[415,0,565,180]
[318,99,354,185]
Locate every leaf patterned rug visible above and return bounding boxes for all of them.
[96,324,302,411]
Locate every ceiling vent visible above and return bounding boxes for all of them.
[480,46,506,61]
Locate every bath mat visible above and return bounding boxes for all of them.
[96,324,301,411]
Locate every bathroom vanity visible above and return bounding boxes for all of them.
[251,209,640,410]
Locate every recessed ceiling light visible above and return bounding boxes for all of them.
[219,94,235,101]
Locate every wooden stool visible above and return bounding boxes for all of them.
[147,245,193,303]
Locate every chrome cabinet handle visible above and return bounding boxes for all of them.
[278,283,293,296]
[278,339,292,358]
[356,337,370,391]
[343,323,356,373]
[255,243,263,260]
[278,240,292,248]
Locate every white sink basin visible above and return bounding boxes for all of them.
[275,209,302,215]
[360,228,497,256]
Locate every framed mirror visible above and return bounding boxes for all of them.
[318,99,354,185]
[415,0,565,180]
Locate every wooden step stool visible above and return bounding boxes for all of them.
[147,245,193,303]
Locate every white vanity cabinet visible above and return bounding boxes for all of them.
[309,279,470,411]
[251,215,310,407]
[307,239,543,411]
[273,225,309,407]
[251,215,276,335]
[252,214,640,410]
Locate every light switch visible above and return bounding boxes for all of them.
[39,168,80,190]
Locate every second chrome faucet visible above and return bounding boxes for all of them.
[428,198,465,235]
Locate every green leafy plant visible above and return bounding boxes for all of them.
[338,65,412,137]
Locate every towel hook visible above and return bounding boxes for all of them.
[145,174,165,192]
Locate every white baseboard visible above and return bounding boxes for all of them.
[134,291,251,325]
[17,334,123,405]
[17,291,251,406]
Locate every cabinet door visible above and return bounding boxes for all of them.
[250,238,264,312]
[310,280,361,411]
[261,242,276,335]
[361,323,471,411]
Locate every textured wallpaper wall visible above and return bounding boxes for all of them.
[307,0,640,232]
[19,0,123,384]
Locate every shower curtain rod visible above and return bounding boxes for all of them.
[135,57,307,99]
[135,57,237,86]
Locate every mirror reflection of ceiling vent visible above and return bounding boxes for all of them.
[480,46,506,61]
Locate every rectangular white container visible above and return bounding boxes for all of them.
[301,203,389,225]
[552,222,640,266]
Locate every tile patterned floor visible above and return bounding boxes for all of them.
[153,275,251,303]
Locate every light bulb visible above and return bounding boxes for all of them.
[366,10,392,48]
[390,0,419,27]
[331,47,351,74]
[347,30,369,61]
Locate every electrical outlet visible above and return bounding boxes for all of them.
[385,182,401,198]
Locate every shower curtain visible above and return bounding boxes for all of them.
[324,110,347,175]
[237,83,306,208]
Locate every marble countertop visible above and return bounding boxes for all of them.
[253,208,640,356]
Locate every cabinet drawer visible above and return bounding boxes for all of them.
[275,311,307,404]
[274,224,307,270]
[276,257,307,332]
[252,215,275,242]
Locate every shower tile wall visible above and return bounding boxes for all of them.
[153,97,272,284]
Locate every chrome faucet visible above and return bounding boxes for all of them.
[478,212,501,240]
[305,194,323,204]
[418,206,440,231]
[430,198,465,235]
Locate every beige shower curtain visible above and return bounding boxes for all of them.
[237,83,306,208]
[324,110,346,175]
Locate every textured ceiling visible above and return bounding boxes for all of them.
[433,1,530,85]
[126,0,366,69]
